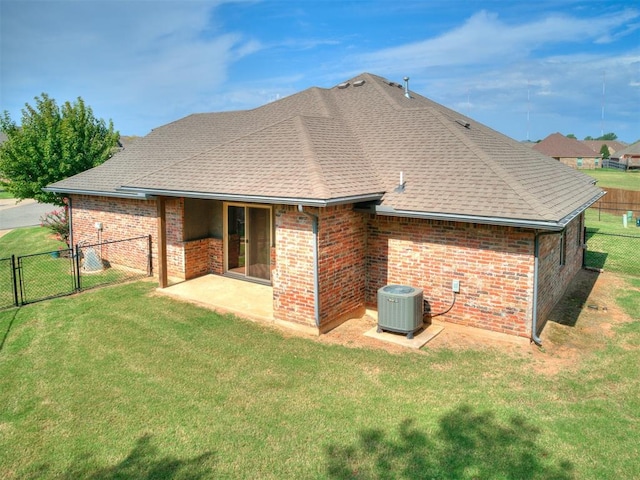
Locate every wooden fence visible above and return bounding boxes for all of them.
[593,188,640,216]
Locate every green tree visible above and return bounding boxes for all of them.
[566,133,577,139]
[0,93,119,205]
[598,132,617,141]
[599,144,610,159]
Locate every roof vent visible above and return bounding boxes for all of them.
[394,171,406,193]
[353,79,366,87]
[388,81,396,87]
[337,82,350,89]
[456,119,471,129]
[403,77,411,99]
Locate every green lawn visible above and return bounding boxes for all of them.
[0,187,13,200]
[585,209,640,277]
[1,280,639,479]
[0,226,66,256]
[582,168,640,191]
[0,227,147,307]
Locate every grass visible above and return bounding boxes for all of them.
[0,226,66,257]
[585,208,640,277]
[1,280,639,479]
[582,168,640,191]
[0,227,147,308]
[0,187,13,200]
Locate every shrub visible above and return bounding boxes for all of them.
[40,207,69,247]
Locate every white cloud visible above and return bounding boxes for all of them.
[0,0,262,133]
[352,8,640,71]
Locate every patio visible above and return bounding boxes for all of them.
[158,274,274,324]
[156,274,447,349]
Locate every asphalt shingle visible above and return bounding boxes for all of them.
[48,72,603,225]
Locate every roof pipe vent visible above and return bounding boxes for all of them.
[403,77,411,99]
[394,171,406,193]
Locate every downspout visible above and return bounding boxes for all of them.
[66,196,74,252]
[298,205,320,328]
[531,230,559,345]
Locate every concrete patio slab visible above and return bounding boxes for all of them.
[364,324,444,349]
[158,274,273,323]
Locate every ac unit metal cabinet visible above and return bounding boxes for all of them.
[377,285,424,339]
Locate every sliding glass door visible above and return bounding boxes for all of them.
[225,204,271,282]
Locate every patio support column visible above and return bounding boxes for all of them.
[157,196,168,288]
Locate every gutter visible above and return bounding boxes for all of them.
[376,206,567,231]
[115,186,383,207]
[42,186,149,200]
[375,191,606,232]
[298,205,320,328]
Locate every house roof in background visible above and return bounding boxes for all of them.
[532,133,599,158]
[612,140,640,157]
[48,73,603,228]
[582,139,627,154]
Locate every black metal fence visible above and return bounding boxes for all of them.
[0,235,151,310]
[0,256,17,310]
[584,228,640,277]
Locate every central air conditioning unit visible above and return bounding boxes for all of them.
[377,285,424,339]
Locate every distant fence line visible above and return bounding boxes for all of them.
[603,158,640,171]
[592,188,640,218]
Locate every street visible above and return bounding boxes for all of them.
[0,198,58,232]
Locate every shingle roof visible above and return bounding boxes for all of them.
[613,140,640,157]
[582,140,627,154]
[48,72,603,228]
[533,133,598,158]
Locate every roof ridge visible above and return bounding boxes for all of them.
[429,107,557,220]
[293,116,332,198]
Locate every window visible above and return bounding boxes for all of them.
[594,157,599,167]
[560,230,567,266]
[577,157,583,167]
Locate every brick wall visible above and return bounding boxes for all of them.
[559,156,600,169]
[318,205,366,326]
[273,205,316,327]
[535,214,584,330]
[366,216,536,337]
[71,195,158,273]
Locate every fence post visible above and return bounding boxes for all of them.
[11,255,19,307]
[75,244,81,291]
[582,227,587,268]
[147,234,152,277]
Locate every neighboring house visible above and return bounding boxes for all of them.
[46,73,603,343]
[533,133,602,169]
[611,141,640,170]
[581,140,627,157]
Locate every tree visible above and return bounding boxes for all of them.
[599,144,610,159]
[584,132,618,141]
[599,132,617,141]
[566,133,577,139]
[0,94,119,205]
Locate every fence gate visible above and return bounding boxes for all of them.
[0,235,151,309]
[17,249,77,305]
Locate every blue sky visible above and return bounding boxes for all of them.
[1,0,639,143]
